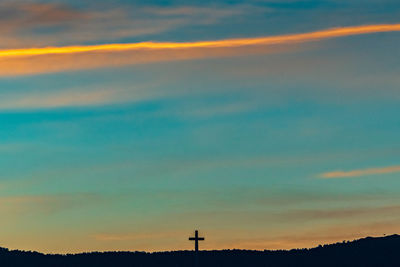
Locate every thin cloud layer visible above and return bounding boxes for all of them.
[0,1,248,49]
[0,90,114,109]
[0,2,86,47]
[0,23,399,76]
[320,165,400,178]
[0,193,101,216]
[3,23,400,57]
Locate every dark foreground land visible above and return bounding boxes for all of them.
[0,235,399,267]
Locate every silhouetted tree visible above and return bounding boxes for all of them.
[0,235,399,266]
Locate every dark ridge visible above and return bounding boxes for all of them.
[0,234,399,266]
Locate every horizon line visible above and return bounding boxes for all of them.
[1,234,398,255]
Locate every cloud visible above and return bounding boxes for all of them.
[0,2,248,49]
[0,2,85,29]
[0,23,399,76]
[320,165,400,178]
[0,89,115,110]
[92,231,183,242]
[0,193,102,216]
[3,23,400,57]
[0,2,86,47]
[0,80,168,110]
[228,220,400,250]
[282,205,400,221]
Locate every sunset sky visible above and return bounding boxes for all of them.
[1,0,400,253]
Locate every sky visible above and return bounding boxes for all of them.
[0,0,400,254]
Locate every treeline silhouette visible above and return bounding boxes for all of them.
[0,234,399,266]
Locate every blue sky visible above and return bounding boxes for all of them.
[0,0,399,253]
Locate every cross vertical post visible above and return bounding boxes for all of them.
[189,230,205,252]
[189,230,205,267]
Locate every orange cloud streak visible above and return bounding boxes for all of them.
[320,165,400,178]
[0,23,399,76]
[1,23,400,58]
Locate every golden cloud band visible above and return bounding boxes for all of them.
[1,23,400,58]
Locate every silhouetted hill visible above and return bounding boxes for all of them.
[0,235,399,266]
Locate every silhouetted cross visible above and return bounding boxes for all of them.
[189,230,204,252]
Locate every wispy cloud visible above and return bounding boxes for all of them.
[0,89,115,110]
[0,23,399,76]
[0,193,102,216]
[282,205,400,221]
[228,220,400,250]
[0,2,86,47]
[93,231,183,242]
[0,2,248,49]
[320,165,400,178]
[3,23,400,57]
[0,80,168,110]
